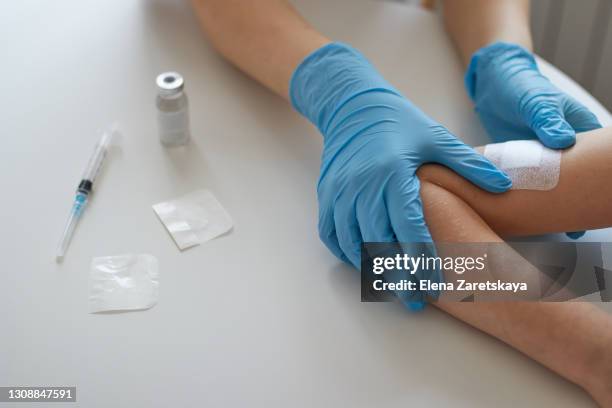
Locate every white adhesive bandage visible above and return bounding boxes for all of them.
[153,189,233,250]
[484,140,561,190]
[89,254,159,313]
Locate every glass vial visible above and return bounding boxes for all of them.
[156,72,191,146]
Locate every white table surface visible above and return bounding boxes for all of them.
[2,1,610,407]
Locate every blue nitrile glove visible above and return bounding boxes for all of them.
[465,42,602,239]
[291,42,512,309]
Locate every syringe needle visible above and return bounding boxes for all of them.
[56,193,88,262]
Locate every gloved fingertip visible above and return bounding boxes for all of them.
[545,133,575,149]
[566,230,586,240]
[465,164,513,193]
[408,301,426,311]
[494,173,513,193]
[479,170,513,194]
[534,118,576,149]
[564,99,603,132]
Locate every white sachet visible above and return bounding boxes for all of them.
[152,189,233,250]
[89,254,159,313]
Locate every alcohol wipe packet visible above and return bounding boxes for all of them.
[89,254,159,313]
[152,189,233,250]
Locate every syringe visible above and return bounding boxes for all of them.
[56,125,118,262]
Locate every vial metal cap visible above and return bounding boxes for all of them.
[156,72,184,94]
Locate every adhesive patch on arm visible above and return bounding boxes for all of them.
[484,140,561,190]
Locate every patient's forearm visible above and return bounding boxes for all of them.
[418,129,612,237]
[191,0,329,98]
[442,0,532,66]
[419,182,612,404]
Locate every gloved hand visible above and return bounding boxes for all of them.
[291,43,512,308]
[465,42,602,239]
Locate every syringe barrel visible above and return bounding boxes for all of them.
[81,143,108,183]
[80,127,116,186]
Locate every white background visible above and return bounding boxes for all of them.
[1,1,610,407]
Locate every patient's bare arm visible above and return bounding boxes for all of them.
[414,128,612,405]
[191,0,329,99]
[418,128,612,237]
[417,183,612,406]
